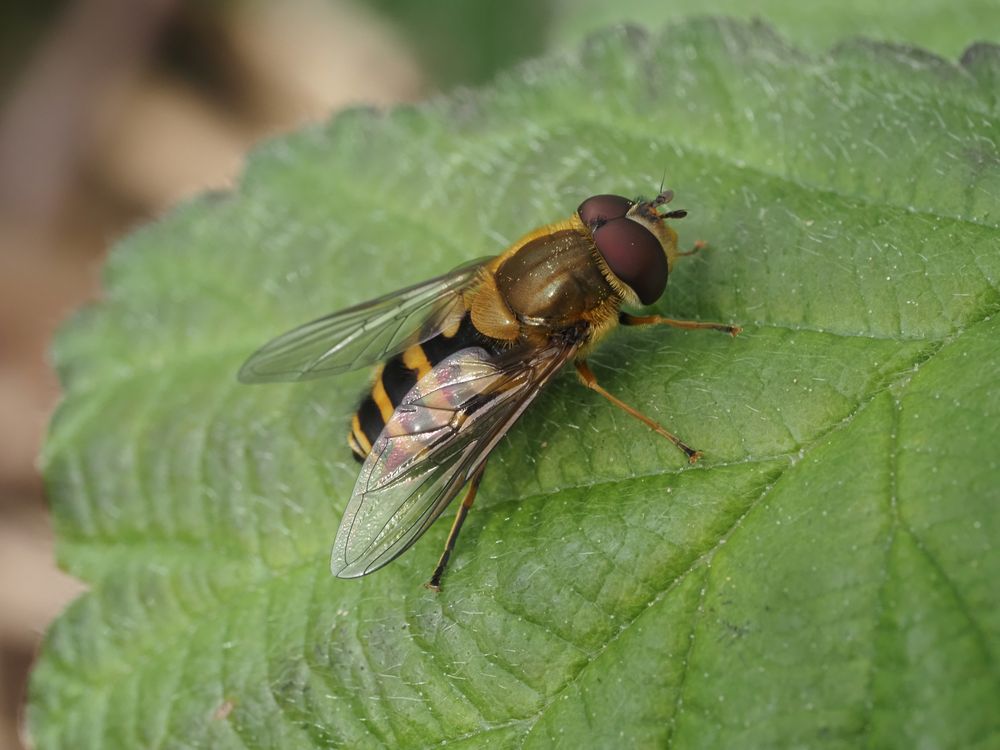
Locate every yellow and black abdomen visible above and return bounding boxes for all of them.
[348,313,501,461]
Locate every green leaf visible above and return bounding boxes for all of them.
[30,19,1000,749]
[549,0,1000,61]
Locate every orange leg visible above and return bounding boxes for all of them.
[675,239,708,257]
[619,311,741,337]
[575,359,701,463]
[426,463,487,592]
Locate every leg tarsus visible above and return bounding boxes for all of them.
[575,359,701,463]
[675,239,708,257]
[425,463,487,592]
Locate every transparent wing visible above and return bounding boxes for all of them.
[331,335,581,578]
[238,257,487,383]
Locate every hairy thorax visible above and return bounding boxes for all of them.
[464,221,622,347]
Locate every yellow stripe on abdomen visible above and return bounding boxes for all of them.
[350,413,372,456]
[402,344,433,380]
[370,364,395,423]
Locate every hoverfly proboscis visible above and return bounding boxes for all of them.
[239,189,740,590]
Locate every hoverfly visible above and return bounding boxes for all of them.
[239,189,740,590]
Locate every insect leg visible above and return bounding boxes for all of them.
[674,239,708,257]
[575,359,702,463]
[619,311,741,337]
[425,462,488,592]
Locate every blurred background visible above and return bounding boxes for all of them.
[0,0,993,747]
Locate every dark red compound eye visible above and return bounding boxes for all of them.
[592,217,668,305]
[577,194,634,228]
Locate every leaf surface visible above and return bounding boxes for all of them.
[30,19,1000,749]
[550,0,1000,60]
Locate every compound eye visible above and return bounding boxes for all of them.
[577,194,634,228]
[592,218,668,304]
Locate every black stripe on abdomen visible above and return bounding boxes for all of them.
[381,355,419,405]
[347,313,502,461]
[420,314,483,365]
[348,395,384,462]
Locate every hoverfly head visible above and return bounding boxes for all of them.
[577,189,687,306]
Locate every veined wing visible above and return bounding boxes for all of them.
[238,257,487,383]
[331,333,583,578]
